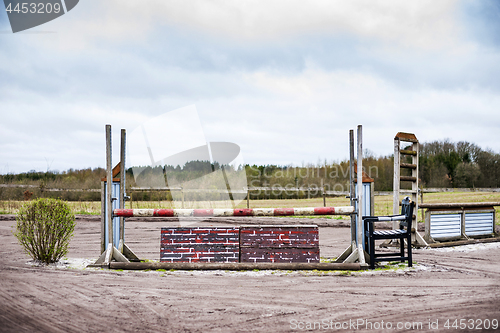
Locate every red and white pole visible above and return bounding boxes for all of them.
[113,206,354,218]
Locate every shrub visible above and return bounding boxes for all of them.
[23,190,33,201]
[14,198,76,264]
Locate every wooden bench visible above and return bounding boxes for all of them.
[363,197,414,269]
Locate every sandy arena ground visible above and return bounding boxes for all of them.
[1,215,499,332]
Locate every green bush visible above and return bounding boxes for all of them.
[14,198,76,264]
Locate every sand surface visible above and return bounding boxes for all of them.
[1,215,499,332]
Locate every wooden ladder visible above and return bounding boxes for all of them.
[393,132,428,247]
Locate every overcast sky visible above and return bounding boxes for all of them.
[1,0,500,174]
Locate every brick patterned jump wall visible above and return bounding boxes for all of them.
[160,227,239,263]
[240,225,319,263]
[160,225,320,263]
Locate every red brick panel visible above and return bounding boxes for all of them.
[240,226,319,263]
[240,226,319,248]
[240,248,320,263]
[160,227,239,263]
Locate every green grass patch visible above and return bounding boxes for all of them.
[320,257,337,263]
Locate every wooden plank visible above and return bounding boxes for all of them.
[109,262,363,271]
[119,129,126,246]
[393,137,400,220]
[106,125,113,246]
[113,246,130,263]
[400,149,417,156]
[104,243,113,263]
[420,202,500,209]
[400,176,417,182]
[427,237,500,248]
[100,181,105,254]
[349,129,356,243]
[123,243,141,261]
[356,125,365,265]
[395,132,418,143]
[400,163,417,169]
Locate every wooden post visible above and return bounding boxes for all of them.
[100,180,105,254]
[420,186,424,222]
[106,124,113,247]
[424,209,431,243]
[119,129,126,252]
[393,137,400,229]
[181,187,184,208]
[349,129,356,243]
[221,165,236,208]
[247,188,250,209]
[93,125,136,265]
[322,179,326,207]
[369,182,374,216]
[412,140,419,243]
[356,125,365,264]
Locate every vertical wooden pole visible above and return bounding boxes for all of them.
[106,124,113,247]
[221,165,236,209]
[181,187,184,209]
[356,125,365,264]
[412,141,419,243]
[247,188,250,208]
[424,209,431,242]
[393,137,400,230]
[420,186,424,223]
[322,179,326,207]
[100,180,105,253]
[349,129,356,244]
[370,181,375,216]
[119,129,126,249]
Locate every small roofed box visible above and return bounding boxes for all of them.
[160,227,239,263]
[240,225,319,263]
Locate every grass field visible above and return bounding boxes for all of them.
[2,191,499,224]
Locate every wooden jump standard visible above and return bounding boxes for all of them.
[92,124,369,270]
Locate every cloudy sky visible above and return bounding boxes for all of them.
[1,0,500,174]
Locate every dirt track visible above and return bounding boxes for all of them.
[1,215,499,332]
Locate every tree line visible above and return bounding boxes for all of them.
[1,139,499,201]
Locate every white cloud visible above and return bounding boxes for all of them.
[149,0,461,48]
[1,0,500,174]
[41,0,462,51]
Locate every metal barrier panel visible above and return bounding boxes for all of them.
[465,212,494,236]
[355,182,372,248]
[430,213,462,240]
[104,181,121,248]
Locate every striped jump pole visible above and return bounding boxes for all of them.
[113,206,354,218]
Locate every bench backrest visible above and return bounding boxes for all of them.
[400,196,414,229]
